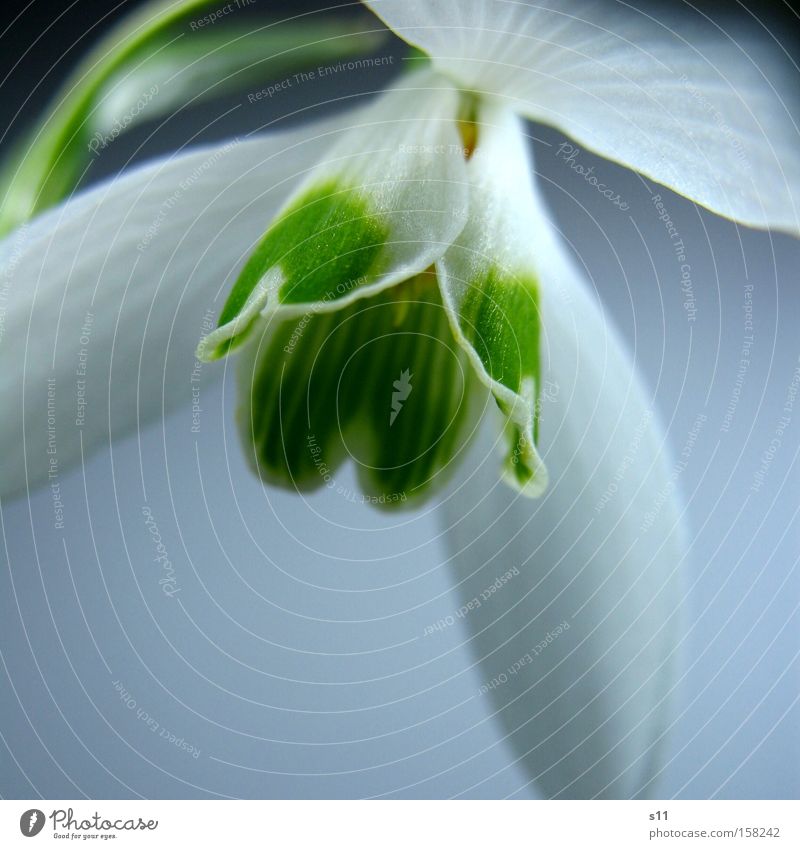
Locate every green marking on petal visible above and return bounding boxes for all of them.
[236,272,485,507]
[204,180,389,359]
[502,422,542,493]
[228,180,386,315]
[438,262,546,496]
[459,267,541,423]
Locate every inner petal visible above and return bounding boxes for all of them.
[198,68,470,362]
[237,271,487,507]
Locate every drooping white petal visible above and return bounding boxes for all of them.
[199,68,468,359]
[0,117,344,500]
[436,101,547,496]
[366,0,800,234]
[439,156,686,798]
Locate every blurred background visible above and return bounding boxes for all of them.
[0,0,798,799]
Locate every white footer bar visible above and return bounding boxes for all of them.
[2,800,797,848]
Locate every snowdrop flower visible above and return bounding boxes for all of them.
[1,0,797,797]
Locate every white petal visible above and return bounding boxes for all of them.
[439,167,686,798]
[436,101,547,496]
[199,68,468,359]
[0,118,343,500]
[366,0,800,233]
